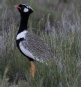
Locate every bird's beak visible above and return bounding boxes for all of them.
[15,5,21,9]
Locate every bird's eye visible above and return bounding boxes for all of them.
[23,8,29,12]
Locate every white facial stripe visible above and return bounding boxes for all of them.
[24,8,29,12]
[16,30,28,40]
[22,4,33,11]
[19,42,34,58]
[27,6,33,10]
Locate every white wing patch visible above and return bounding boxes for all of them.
[19,42,34,59]
[16,30,28,40]
[24,8,29,12]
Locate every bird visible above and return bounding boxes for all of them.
[15,4,54,78]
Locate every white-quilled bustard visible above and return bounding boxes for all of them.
[15,4,54,78]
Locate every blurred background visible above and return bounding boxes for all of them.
[0,0,81,87]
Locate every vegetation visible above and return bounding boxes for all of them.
[0,0,81,87]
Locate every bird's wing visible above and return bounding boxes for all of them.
[20,32,54,62]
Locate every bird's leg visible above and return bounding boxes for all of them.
[30,61,35,78]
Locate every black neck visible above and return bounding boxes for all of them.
[18,16,29,34]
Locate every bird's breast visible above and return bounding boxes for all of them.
[19,42,34,59]
[16,30,28,40]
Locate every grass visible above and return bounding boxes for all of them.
[0,29,81,87]
[0,0,81,87]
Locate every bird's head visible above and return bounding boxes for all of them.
[15,4,33,17]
